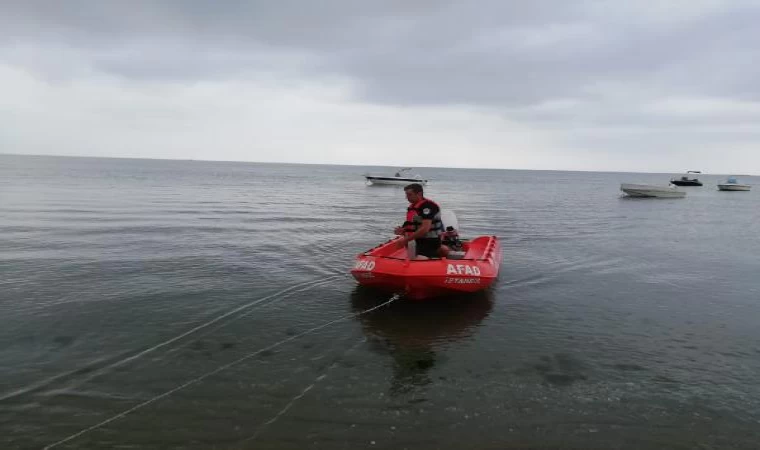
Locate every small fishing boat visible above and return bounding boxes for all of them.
[350,235,501,300]
[670,171,703,186]
[620,183,686,198]
[364,168,428,186]
[717,177,751,191]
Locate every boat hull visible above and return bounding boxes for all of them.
[670,180,702,186]
[351,236,501,300]
[620,183,686,198]
[365,176,428,186]
[718,184,751,191]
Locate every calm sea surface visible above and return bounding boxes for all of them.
[1,154,759,449]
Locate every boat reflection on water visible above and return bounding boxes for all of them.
[350,286,493,395]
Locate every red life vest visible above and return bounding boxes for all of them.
[403,198,443,238]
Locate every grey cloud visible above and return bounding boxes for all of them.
[316,5,760,108]
[1,1,588,85]
[4,0,760,124]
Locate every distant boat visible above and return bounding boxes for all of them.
[717,177,751,191]
[620,183,686,198]
[364,168,428,186]
[670,171,703,186]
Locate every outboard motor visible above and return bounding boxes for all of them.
[441,226,463,251]
[441,225,466,259]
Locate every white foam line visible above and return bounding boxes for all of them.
[65,277,343,389]
[256,379,320,429]
[44,294,400,449]
[240,337,368,444]
[1,276,340,403]
[217,277,338,325]
[0,355,115,402]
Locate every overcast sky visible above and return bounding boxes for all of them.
[2,0,760,173]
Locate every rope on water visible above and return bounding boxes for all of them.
[238,336,369,445]
[1,275,343,404]
[44,292,401,450]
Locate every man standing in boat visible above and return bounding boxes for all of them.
[394,183,448,258]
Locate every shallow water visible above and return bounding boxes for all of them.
[1,154,759,449]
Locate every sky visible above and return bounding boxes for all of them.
[2,0,760,173]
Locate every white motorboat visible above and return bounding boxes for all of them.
[717,177,751,191]
[620,183,686,198]
[364,168,428,186]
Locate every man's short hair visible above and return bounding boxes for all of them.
[404,183,424,194]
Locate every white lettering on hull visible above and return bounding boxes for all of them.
[444,277,481,284]
[446,264,481,276]
[354,260,376,271]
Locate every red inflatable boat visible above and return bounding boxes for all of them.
[351,235,501,300]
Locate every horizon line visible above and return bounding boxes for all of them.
[1,152,756,177]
